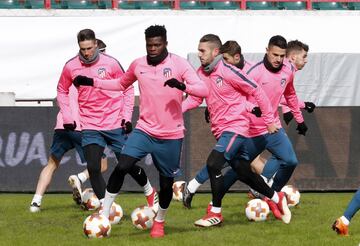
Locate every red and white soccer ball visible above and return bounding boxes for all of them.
[81,188,100,211]
[172,181,185,201]
[245,198,270,222]
[130,205,156,230]
[83,213,111,238]
[99,202,124,225]
[281,185,301,207]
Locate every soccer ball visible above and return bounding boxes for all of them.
[83,213,111,238]
[172,181,185,201]
[99,203,123,225]
[130,205,156,230]
[81,188,100,211]
[245,199,270,222]
[281,185,301,207]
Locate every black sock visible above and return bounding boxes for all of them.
[207,150,227,208]
[159,175,174,209]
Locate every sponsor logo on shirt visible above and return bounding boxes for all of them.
[280,78,286,87]
[163,68,172,78]
[98,68,106,78]
[215,76,223,87]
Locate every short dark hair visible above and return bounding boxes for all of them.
[199,34,222,49]
[77,29,96,43]
[145,25,167,41]
[286,40,309,56]
[220,40,241,56]
[268,35,287,49]
[97,39,107,52]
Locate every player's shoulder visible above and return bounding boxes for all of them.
[168,53,188,63]
[282,59,296,74]
[64,54,79,67]
[246,60,263,75]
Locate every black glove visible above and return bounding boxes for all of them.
[304,102,316,113]
[63,121,76,131]
[73,75,94,87]
[296,122,308,136]
[164,78,186,91]
[251,107,262,117]
[121,119,133,134]
[283,112,294,125]
[204,107,210,123]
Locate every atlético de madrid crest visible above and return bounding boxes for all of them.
[280,78,286,87]
[98,68,106,79]
[216,76,223,87]
[163,68,172,78]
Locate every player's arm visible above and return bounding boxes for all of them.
[182,94,204,113]
[228,69,277,132]
[57,65,75,126]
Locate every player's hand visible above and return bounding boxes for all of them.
[121,119,133,134]
[204,107,210,123]
[63,121,76,131]
[267,124,279,134]
[304,102,316,113]
[251,107,262,118]
[73,75,94,87]
[296,122,308,136]
[283,112,294,125]
[164,78,186,91]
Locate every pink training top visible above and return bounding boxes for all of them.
[246,58,304,137]
[55,85,81,130]
[57,53,134,131]
[243,60,254,73]
[182,58,274,139]
[94,53,208,139]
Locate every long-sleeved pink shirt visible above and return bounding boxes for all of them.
[94,53,208,139]
[182,59,274,139]
[57,53,134,131]
[55,85,81,130]
[280,97,305,114]
[246,58,304,137]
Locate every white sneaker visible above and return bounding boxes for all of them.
[29,202,41,213]
[68,175,82,205]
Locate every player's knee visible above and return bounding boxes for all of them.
[285,156,298,167]
[115,154,138,173]
[206,150,226,174]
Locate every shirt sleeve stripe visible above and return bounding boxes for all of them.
[222,60,257,88]
[246,61,263,75]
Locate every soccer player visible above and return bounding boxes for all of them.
[219,35,308,200]
[182,40,257,208]
[332,191,360,236]
[183,34,291,227]
[73,25,209,238]
[30,38,110,212]
[57,29,158,212]
[68,38,109,205]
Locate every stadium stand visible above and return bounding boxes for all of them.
[1,0,360,10]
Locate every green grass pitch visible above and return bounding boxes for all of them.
[1,193,360,245]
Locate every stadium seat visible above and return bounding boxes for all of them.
[180,1,209,9]
[67,0,99,9]
[347,2,360,10]
[312,2,346,10]
[139,1,171,9]
[247,1,278,10]
[0,0,31,9]
[207,1,240,9]
[28,0,44,8]
[118,0,141,9]
[50,0,69,9]
[278,1,306,10]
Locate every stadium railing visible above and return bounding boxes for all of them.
[1,1,360,11]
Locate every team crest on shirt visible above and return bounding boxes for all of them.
[163,68,172,78]
[215,76,223,87]
[98,68,107,78]
[280,78,286,87]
